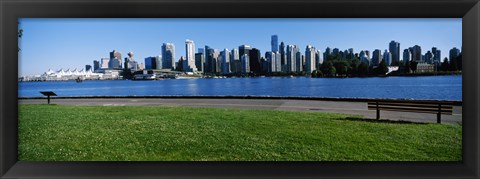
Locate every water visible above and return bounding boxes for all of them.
[18,76,462,101]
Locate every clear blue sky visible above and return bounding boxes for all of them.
[19,18,461,76]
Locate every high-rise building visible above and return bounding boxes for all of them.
[124,52,138,71]
[265,51,275,73]
[213,49,220,73]
[359,50,369,65]
[449,47,461,62]
[315,50,322,70]
[85,65,92,72]
[275,52,281,72]
[383,50,392,66]
[286,45,298,72]
[389,40,400,65]
[249,48,261,73]
[221,48,230,75]
[241,54,250,75]
[100,58,109,69]
[109,50,122,69]
[279,42,286,65]
[372,49,383,66]
[144,56,157,70]
[305,45,316,73]
[93,60,100,71]
[204,45,215,73]
[411,45,422,62]
[433,50,441,64]
[403,49,411,65]
[271,35,279,52]
[230,48,240,74]
[195,52,204,72]
[424,51,433,64]
[332,48,339,56]
[162,43,175,70]
[324,47,332,62]
[296,51,302,72]
[155,56,162,70]
[183,39,197,72]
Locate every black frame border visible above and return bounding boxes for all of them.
[1,0,479,178]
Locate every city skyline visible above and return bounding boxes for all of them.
[19,18,462,76]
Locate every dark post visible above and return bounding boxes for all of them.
[376,101,380,120]
[437,104,441,124]
[47,95,50,104]
[40,91,57,105]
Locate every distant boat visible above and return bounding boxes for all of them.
[75,77,83,83]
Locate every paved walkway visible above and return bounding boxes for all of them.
[19,98,462,124]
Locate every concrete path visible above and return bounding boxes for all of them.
[19,98,462,124]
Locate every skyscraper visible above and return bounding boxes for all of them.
[195,52,204,72]
[162,43,175,70]
[389,40,400,65]
[184,39,197,72]
[286,45,298,72]
[249,48,261,73]
[305,45,316,73]
[85,65,92,72]
[221,48,230,75]
[424,51,433,64]
[411,45,422,62]
[230,48,240,74]
[265,51,275,73]
[100,58,109,69]
[144,56,157,70]
[403,49,411,65]
[271,35,279,52]
[241,54,250,75]
[449,47,461,62]
[372,49,383,66]
[93,60,100,71]
[383,50,392,66]
[324,47,332,62]
[279,42,286,65]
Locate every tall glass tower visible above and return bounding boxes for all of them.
[271,35,279,52]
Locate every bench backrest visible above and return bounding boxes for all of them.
[367,99,453,115]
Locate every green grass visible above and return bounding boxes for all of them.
[18,104,462,161]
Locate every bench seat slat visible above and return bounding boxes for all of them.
[367,102,453,109]
[368,99,453,105]
[368,106,453,114]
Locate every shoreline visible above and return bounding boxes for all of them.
[18,95,463,105]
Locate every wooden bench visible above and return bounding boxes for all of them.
[367,99,453,123]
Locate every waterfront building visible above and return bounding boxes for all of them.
[296,51,302,72]
[286,45,297,72]
[162,43,175,70]
[213,49,220,73]
[433,48,441,64]
[184,39,197,72]
[100,58,109,69]
[144,56,157,70]
[85,65,92,72]
[230,48,240,74]
[249,48,261,73]
[365,50,370,60]
[93,60,100,71]
[324,47,331,61]
[359,50,369,65]
[424,51,433,64]
[110,50,122,60]
[275,52,282,72]
[155,56,162,70]
[403,49,411,65]
[279,42,286,65]
[241,54,250,75]
[383,50,392,66]
[108,50,122,69]
[195,52,204,72]
[239,45,252,61]
[204,45,215,74]
[265,51,277,72]
[372,49,383,66]
[271,35,279,52]
[449,47,461,62]
[411,45,422,62]
[416,62,435,73]
[124,52,138,71]
[315,50,322,70]
[305,45,316,73]
[221,48,230,75]
[347,48,354,59]
[389,40,400,65]
[332,48,339,56]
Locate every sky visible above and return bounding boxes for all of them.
[18,18,462,76]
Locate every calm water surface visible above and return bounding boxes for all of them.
[18,76,462,101]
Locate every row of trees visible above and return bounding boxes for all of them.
[312,54,388,78]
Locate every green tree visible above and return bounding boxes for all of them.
[374,61,389,75]
[357,62,369,75]
[409,61,418,73]
[441,57,449,71]
[334,61,349,76]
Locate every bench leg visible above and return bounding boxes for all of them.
[437,113,441,124]
[376,109,380,120]
[47,95,50,104]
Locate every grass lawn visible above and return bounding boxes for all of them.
[18,104,461,161]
